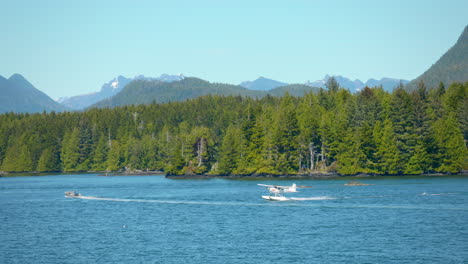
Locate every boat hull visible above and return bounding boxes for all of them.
[64,191,81,198]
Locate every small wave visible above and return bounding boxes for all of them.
[333,204,468,211]
[418,192,460,196]
[343,195,393,199]
[290,196,336,201]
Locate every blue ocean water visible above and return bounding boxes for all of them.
[1,174,467,263]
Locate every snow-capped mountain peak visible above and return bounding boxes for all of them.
[57,73,186,110]
[111,80,119,89]
[305,75,409,93]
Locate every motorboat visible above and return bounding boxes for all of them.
[64,191,81,198]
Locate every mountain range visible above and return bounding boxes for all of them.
[57,75,133,110]
[91,78,320,108]
[0,74,67,113]
[240,75,409,93]
[91,75,410,108]
[405,25,468,91]
[1,25,466,113]
[239,77,288,91]
[305,75,409,92]
[61,74,407,110]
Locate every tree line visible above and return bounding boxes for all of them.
[0,79,466,175]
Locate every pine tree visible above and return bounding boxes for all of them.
[404,140,431,174]
[296,92,323,171]
[256,126,278,175]
[433,113,467,173]
[373,119,401,174]
[37,147,60,172]
[390,87,417,170]
[217,125,240,175]
[61,128,80,171]
[272,94,299,173]
[77,122,93,171]
[189,126,212,174]
[165,137,185,175]
[91,134,109,171]
[403,83,432,174]
[325,76,340,93]
[248,106,274,174]
[16,144,33,172]
[126,136,143,170]
[335,129,367,175]
[178,122,195,168]
[1,144,20,172]
[140,134,158,170]
[106,140,121,171]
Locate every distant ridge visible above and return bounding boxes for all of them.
[92,77,262,108]
[57,75,133,110]
[364,78,410,91]
[0,74,67,113]
[406,25,468,90]
[268,84,321,97]
[2,72,412,113]
[58,74,185,110]
[60,74,409,110]
[239,75,408,93]
[90,77,320,108]
[240,77,288,91]
[306,75,409,92]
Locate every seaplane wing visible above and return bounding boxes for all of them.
[258,183,312,191]
[257,184,312,187]
[257,184,291,189]
[257,184,278,188]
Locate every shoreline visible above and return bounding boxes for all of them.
[0,171,165,177]
[97,171,164,176]
[1,171,466,179]
[165,172,468,179]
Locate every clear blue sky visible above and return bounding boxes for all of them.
[1,0,467,99]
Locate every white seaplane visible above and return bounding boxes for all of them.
[258,183,312,201]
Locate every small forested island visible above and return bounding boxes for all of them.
[344,181,373,186]
[0,80,466,177]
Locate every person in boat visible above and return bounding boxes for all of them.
[65,191,81,197]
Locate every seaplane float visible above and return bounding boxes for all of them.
[258,183,312,201]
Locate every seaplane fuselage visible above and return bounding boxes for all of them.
[258,183,312,201]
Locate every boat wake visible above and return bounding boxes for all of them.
[343,195,394,199]
[418,192,459,196]
[69,195,468,211]
[74,195,336,204]
[290,196,336,201]
[75,195,269,206]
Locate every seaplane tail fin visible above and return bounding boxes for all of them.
[291,183,297,192]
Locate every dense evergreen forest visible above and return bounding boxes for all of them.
[1,79,467,175]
